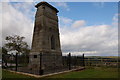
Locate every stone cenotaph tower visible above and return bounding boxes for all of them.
[29,2,62,74]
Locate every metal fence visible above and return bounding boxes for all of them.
[84,57,119,67]
[2,53,118,75]
[2,53,85,75]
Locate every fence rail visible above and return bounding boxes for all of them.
[2,53,119,75]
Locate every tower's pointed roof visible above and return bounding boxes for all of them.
[35,1,59,13]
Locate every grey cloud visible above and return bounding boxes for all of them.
[2,3,34,47]
[1,2,118,56]
[60,24,118,56]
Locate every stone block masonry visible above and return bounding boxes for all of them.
[29,1,63,75]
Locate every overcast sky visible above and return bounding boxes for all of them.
[1,2,118,56]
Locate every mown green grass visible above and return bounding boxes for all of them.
[46,67,118,78]
[2,67,118,79]
[2,70,34,78]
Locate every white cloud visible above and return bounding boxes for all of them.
[60,17,118,56]
[1,0,119,2]
[1,0,33,2]
[11,2,35,19]
[1,2,118,56]
[59,16,73,26]
[54,2,70,11]
[0,3,2,47]
[113,14,118,21]
[72,20,86,28]
[2,2,34,47]
[112,13,118,27]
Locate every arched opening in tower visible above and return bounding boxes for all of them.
[51,35,55,50]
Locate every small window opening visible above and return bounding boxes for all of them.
[34,55,37,58]
[42,6,45,9]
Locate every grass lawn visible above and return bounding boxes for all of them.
[46,67,118,78]
[2,67,118,79]
[2,70,34,78]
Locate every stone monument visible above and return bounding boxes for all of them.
[29,1,62,74]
